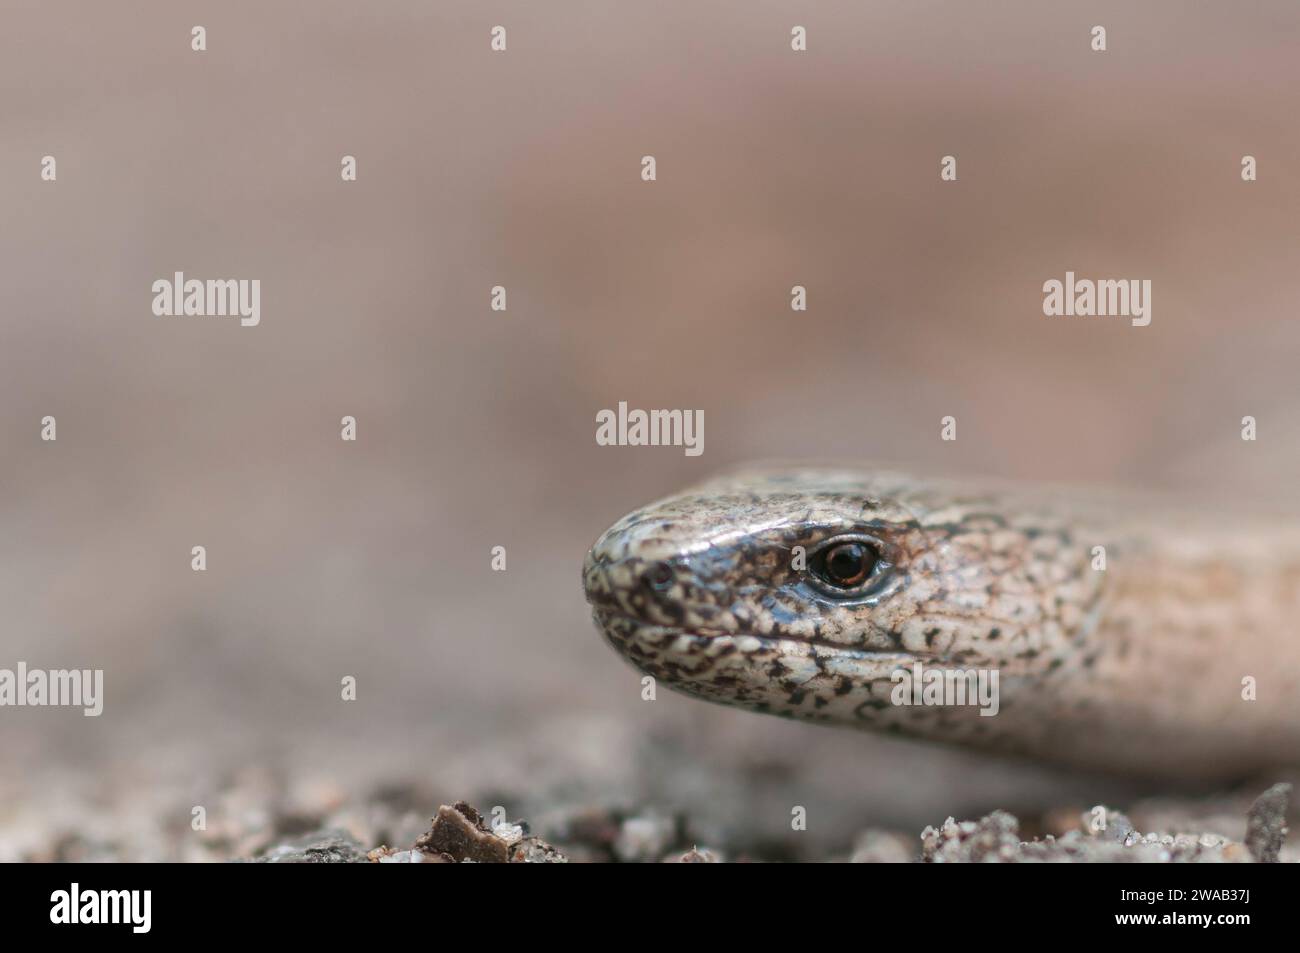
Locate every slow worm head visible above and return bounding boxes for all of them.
[583,467,1300,780]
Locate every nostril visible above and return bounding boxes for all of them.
[641,561,675,592]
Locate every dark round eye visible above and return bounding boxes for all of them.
[642,561,675,592]
[815,542,877,589]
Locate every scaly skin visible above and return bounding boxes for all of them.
[582,467,1300,780]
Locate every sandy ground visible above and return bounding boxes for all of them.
[5,731,1293,862]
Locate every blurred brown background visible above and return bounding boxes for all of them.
[2,2,1298,857]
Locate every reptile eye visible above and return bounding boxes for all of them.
[813,541,878,589]
[642,561,675,592]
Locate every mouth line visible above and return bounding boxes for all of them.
[592,606,912,658]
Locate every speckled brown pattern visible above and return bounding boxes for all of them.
[584,467,1300,780]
